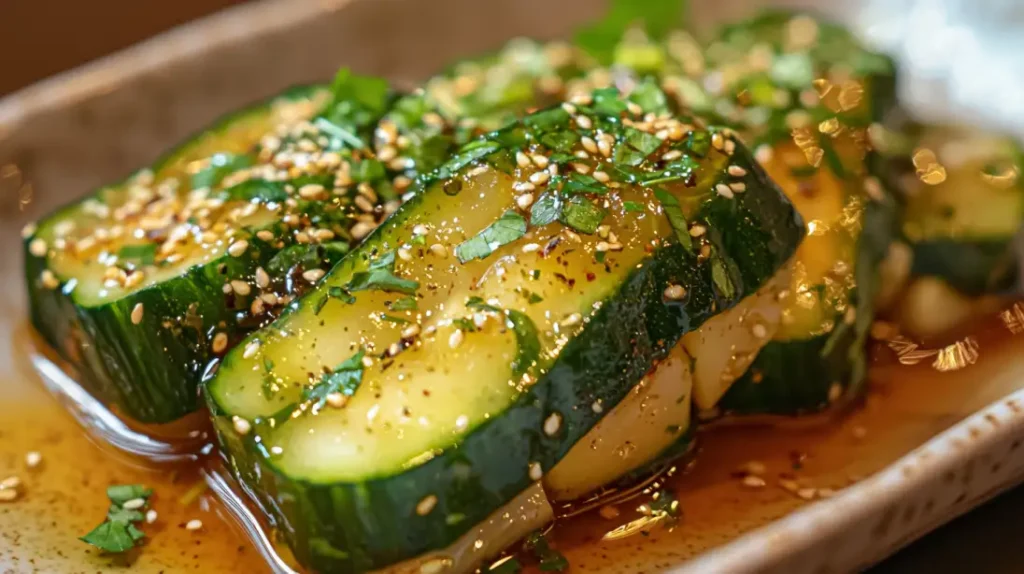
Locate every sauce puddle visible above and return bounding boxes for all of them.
[1,314,1022,573]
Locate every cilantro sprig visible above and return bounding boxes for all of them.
[304,349,366,409]
[80,485,153,553]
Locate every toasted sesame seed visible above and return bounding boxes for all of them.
[419,558,451,574]
[355,195,376,214]
[448,329,464,349]
[796,488,817,500]
[752,323,768,339]
[626,101,644,116]
[779,479,799,493]
[529,462,543,481]
[715,183,735,199]
[581,136,599,154]
[185,519,203,531]
[25,451,41,468]
[228,240,249,257]
[211,332,229,355]
[570,93,593,106]
[711,132,725,150]
[254,267,270,289]
[597,139,612,158]
[377,145,398,163]
[230,280,251,296]
[516,193,535,210]
[416,494,438,516]
[593,171,610,183]
[131,303,145,325]
[513,181,536,193]
[529,171,550,185]
[302,269,326,283]
[298,184,326,200]
[521,243,540,253]
[0,489,18,502]
[724,139,736,155]
[1,476,20,490]
[351,221,376,240]
[575,115,593,130]
[122,497,146,510]
[543,412,562,436]
[412,224,429,236]
[232,416,252,435]
[572,162,591,174]
[607,242,623,251]
[429,243,448,258]
[655,129,670,140]
[729,182,746,193]
[243,340,260,359]
[728,165,748,177]
[21,223,37,239]
[661,150,683,162]
[28,238,47,257]
[689,224,706,237]
[401,324,421,339]
[754,145,774,165]
[591,400,603,414]
[516,151,532,168]
[742,475,767,488]
[596,241,610,252]
[531,153,550,169]
[325,392,348,409]
[561,102,577,114]
[40,270,59,290]
[146,510,158,524]
[664,284,687,300]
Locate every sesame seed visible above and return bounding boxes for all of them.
[243,341,260,359]
[449,329,464,349]
[146,510,158,524]
[711,132,725,151]
[752,323,768,339]
[1,476,20,490]
[351,222,375,240]
[728,165,748,177]
[429,243,448,258]
[754,145,774,165]
[233,416,251,435]
[377,145,398,162]
[596,241,610,252]
[298,184,326,200]
[355,195,376,214]
[402,324,421,339]
[724,140,736,155]
[302,269,326,283]
[25,451,41,468]
[228,240,249,257]
[828,382,843,403]
[516,151,532,168]
[570,93,593,106]
[419,558,451,574]
[231,280,253,296]
[212,332,229,354]
[796,488,817,500]
[572,162,591,174]
[531,154,549,169]
[185,519,203,531]
[664,284,686,300]
[122,498,146,510]
[28,238,47,257]
[0,489,18,502]
[655,129,670,140]
[416,494,438,516]
[389,341,404,355]
[529,462,543,481]
[593,171,610,183]
[516,193,535,210]
[627,102,644,116]
[561,102,577,114]
[529,171,550,185]
[575,115,593,130]
[131,303,145,325]
[729,182,746,193]
[591,400,603,413]
[412,224,429,236]
[715,184,735,199]
[779,479,799,493]
[21,223,37,239]
[661,150,683,162]
[255,267,270,289]
[689,224,706,237]
[543,412,562,436]
[521,243,540,253]
[514,181,536,192]
[581,136,599,154]
[742,475,767,488]
[597,139,612,158]
[40,270,59,290]
[326,392,348,408]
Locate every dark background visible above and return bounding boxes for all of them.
[2,1,1022,571]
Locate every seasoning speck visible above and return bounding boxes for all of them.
[25,451,41,468]
[185,519,203,531]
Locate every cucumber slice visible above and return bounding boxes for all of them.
[24,73,456,424]
[898,127,1023,295]
[207,88,803,572]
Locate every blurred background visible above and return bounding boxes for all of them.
[2,1,1023,572]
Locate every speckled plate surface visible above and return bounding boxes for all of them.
[2,1,1024,572]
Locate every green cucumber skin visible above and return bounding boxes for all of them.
[720,189,899,416]
[911,238,1020,296]
[23,85,328,424]
[25,238,272,423]
[208,142,805,573]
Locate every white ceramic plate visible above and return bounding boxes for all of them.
[3,1,1024,572]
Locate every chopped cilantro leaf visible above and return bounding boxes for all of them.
[591,87,628,117]
[711,254,736,299]
[346,251,420,294]
[563,172,607,195]
[574,0,685,64]
[530,192,563,227]
[523,107,571,133]
[452,318,477,332]
[81,520,139,553]
[560,196,605,235]
[117,244,156,267]
[304,349,366,409]
[81,484,153,553]
[381,314,410,324]
[653,189,693,251]
[222,179,288,203]
[628,79,670,115]
[106,485,152,506]
[524,531,569,572]
[685,130,711,157]
[623,200,646,212]
[455,210,527,263]
[390,296,418,311]
[191,152,253,190]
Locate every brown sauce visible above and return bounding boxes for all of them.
[1,312,1022,573]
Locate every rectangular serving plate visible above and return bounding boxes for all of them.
[3,1,1024,572]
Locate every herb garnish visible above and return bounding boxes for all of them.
[390,296,419,311]
[304,349,366,409]
[653,189,693,250]
[560,196,606,235]
[191,152,253,190]
[117,244,156,267]
[530,192,563,227]
[523,531,569,572]
[346,251,420,294]
[455,210,528,262]
[80,484,153,553]
[710,253,736,299]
